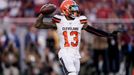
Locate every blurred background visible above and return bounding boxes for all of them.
[0,0,134,75]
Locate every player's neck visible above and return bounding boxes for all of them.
[65,16,75,20]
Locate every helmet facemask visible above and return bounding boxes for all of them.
[68,5,80,19]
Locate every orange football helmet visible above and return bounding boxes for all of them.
[60,0,79,18]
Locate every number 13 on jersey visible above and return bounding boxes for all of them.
[63,31,79,47]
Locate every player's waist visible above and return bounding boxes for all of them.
[58,47,81,58]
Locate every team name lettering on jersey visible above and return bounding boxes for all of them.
[62,27,79,31]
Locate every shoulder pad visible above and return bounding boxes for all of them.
[79,16,87,20]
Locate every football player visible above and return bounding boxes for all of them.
[34,0,113,75]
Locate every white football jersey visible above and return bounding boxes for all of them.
[52,15,87,58]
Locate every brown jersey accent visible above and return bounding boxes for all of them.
[52,17,61,23]
[80,19,87,24]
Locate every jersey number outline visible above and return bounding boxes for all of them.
[63,31,79,47]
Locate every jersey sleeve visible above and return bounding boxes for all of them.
[80,16,93,27]
[80,16,88,24]
[52,15,61,23]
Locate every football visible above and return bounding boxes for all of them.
[40,4,57,15]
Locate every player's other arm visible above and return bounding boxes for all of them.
[82,24,113,37]
[80,16,113,37]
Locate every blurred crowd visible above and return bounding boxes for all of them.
[0,0,134,19]
[0,25,63,75]
[0,0,134,75]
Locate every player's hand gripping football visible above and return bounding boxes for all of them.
[40,4,57,15]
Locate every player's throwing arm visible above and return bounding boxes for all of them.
[34,4,57,29]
